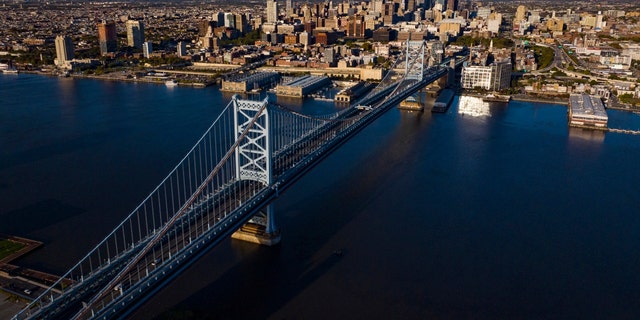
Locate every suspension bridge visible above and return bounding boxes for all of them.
[12,41,465,320]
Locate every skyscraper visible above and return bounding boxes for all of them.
[446,0,458,12]
[97,21,117,55]
[515,5,527,21]
[266,0,278,23]
[54,35,74,66]
[286,0,293,15]
[126,20,145,49]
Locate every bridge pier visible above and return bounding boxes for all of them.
[232,203,281,246]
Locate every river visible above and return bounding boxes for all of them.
[2,73,640,319]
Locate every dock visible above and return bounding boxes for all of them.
[568,94,608,131]
[0,235,72,302]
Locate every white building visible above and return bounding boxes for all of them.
[142,41,153,58]
[54,35,74,67]
[461,65,492,89]
[461,59,512,91]
[266,0,278,23]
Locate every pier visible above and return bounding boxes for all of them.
[275,75,332,98]
[608,128,640,135]
[0,235,72,303]
[221,71,280,93]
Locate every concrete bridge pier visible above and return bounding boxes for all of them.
[232,203,281,246]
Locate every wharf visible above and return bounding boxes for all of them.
[511,94,569,105]
[0,235,71,303]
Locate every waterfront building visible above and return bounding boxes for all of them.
[461,65,492,90]
[143,41,153,58]
[97,21,117,55]
[126,20,144,49]
[54,35,74,67]
[221,72,280,92]
[276,75,331,97]
[461,59,512,91]
[267,0,278,23]
[491,60,512,91]
[568,94,608,129]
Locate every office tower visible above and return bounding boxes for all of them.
[515,5,526,21]
[126,20,144,49]
[177,41,187,57]
[198,20,216,37]
[54,35,74,66]
[142,41,152,58]
[235,13,249,34]
[266,0,278,23]
[97,20,117,55]
[216,12,226,25]
[434,0,444,10]
[224,13,235,28]
[347,16,365,38]
[446,0,458,12]
[286,0,293,15]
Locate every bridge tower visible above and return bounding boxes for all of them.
[400,40,427,110]
[405,40,425,81]
[231,96,281,246]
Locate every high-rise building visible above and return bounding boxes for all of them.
[142,41,152,58]
[446,0,458,12]
[347,16,365,38]
[126,20,144,49]
[97,21,117,55]
[54,35,74,66]
[177,41,187,57]
[266,0,278,23]
[235,13,249,34]
[286,0,293,15]
[198,20,216,37]
[224,13,235,28]
[515,5,527,21]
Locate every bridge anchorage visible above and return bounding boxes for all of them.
[230,96,280,245]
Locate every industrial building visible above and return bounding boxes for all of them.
[335,81,375,103]
[568,94,608,130]
[221,72,280,92]
[276,75,331,97]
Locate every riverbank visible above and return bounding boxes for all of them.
[0,235,71,311]
[511,94,570,105]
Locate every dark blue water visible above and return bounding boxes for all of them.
[2,73,640,319]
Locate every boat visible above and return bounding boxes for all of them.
[165,80,178,87]
[2,68,19,74]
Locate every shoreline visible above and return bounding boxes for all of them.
[16,69,215,88]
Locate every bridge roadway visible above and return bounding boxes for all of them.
[16,62,456,320]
